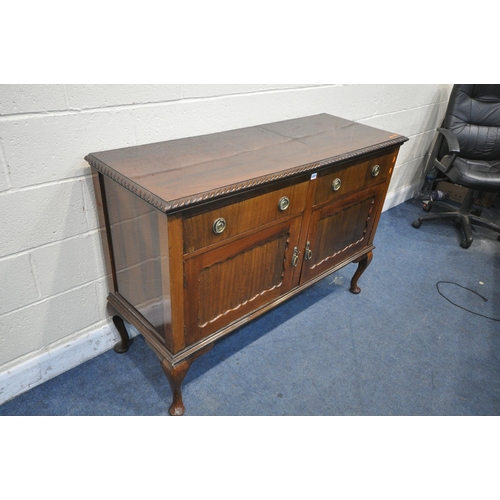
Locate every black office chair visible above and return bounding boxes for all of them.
[412,84,500,248]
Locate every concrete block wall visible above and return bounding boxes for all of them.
[0,84,452,404]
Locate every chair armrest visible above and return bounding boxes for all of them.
[437,128,460,153]
[433,128,460,173]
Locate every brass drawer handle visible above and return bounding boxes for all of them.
[332,178,342,191]
[278,196,290,211]
[213,217,226,234]
[372,164,381,177]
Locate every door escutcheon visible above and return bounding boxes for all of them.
[291,246,300,267]
[304,241,312,260]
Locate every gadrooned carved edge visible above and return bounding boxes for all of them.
[86,136,407,214]
[85,156,170,213]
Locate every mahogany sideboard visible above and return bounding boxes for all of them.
[85,113,408,415]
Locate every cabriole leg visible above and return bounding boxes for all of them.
[112,315,131,353]
[161,343,214,416]
[350,251,373,294]
[161,359,190,416]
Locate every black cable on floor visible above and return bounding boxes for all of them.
[436,281,500,321]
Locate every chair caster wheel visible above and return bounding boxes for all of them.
[460,239,472,249]
[423,203,431,213]
[412,219,422,228]
[471,208,482,217]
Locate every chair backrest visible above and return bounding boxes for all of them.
[443,84,500,161]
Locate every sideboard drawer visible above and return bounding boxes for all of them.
[183,181,309,254]
[313,152,393,206]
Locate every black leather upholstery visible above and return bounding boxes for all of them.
[412,84,500,248]
[447,157,500,191]
[443,85,500,191]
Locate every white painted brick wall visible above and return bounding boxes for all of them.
[0,281,105,363]
[0,84,452,403]
[65,84,183,110]
[0,140,10,192]
[0,85,68,115]
[30,232,106,298]
[0,253,40,315]
[0,180,90,257]
[0,111,136,188]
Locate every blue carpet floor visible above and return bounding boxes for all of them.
[1,198,499,416]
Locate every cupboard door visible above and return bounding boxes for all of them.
[184,216,302,345]
[300,186,382,284]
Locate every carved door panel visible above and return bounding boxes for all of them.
[300,186,382,284]
[184,216,302,346]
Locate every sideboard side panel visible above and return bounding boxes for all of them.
[93,171,117,294]
[103,177,171,343]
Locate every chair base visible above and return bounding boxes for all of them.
[412,189,500,248]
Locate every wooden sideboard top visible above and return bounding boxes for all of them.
[85,113,408,213]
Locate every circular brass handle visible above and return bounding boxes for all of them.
[278,196,290,211]
[371,165,381,177]
[213,217,226,234]
[332,178,342,191]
